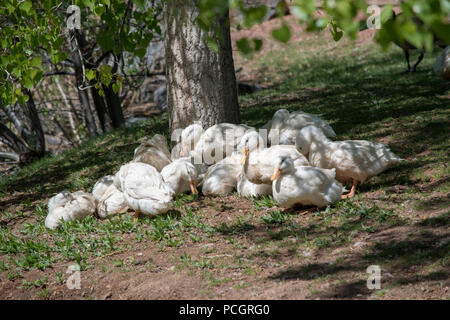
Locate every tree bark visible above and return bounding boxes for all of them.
[102,83,125,129]
[22,88,46,156]
[90,81,109,133]
[163,0,240,133]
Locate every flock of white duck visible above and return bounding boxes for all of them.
[45,109,403,230]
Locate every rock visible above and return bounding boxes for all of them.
[154,84,167,112]
[434,46,450,80]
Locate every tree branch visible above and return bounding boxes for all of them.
[43,71,75,77]
[0,152,19,162]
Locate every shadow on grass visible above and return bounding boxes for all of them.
[0,119,170,211]
[268,211,449,298]
[242,48,449,197]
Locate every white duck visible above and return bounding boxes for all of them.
[271,157,344,209]
[114,162,174,218]
[237,171,272,197]
[132,134,171,171]
[170,142,183,161]
[179,123,204,158]
[202,152,241,196]
[161,158,199,195]
[239,131,309,185]
[267,109,336,145]
[181,122,255,165]
[295,125,403,198]
[45,191,96,229]
[92,175,128,219]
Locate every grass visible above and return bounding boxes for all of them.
[0,28,449,299]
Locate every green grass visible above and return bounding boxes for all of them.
[0,31,448,299]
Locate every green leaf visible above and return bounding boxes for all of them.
[253,39,263,51]
[331,29,344,41]
[19,1,32,14]
[135,47,147,58]
[98,64,112,86]
[51,51,68,64]
[18,93,29,105]
[22,75,34,89]
[271,23,291,43]
[85,69,96,81]
[97,33,115,52]
[243,5,267,28]
[83,0,95,12]
[30,69,43,83]
[29,56,42,69]
[431,21,450,44]
[112,83,118,94]
[236,38,251,54]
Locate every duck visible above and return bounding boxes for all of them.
[45,191,96,229]
[239,131,309,185]
[271,157,344,208]
[202,152,241,196]
[295,125,403,198]
[181,122,255,165]
[179,123,204,158]
[160,157,199,195]
[170,141,183,161]
[92,175,128,219]
[237,171,272,197]
[132,134,172,171]
[114,162,174,218]
[267,109,336,145]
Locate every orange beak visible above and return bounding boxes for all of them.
[270,166,281,181]
[189,181,198,194]
[240,148,249,165]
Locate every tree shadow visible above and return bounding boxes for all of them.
[0,121,170,212]
[268,211,449,298]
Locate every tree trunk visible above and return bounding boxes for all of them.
[163,0,240,133]
[22,88,46,156]
[90,81,110,133]
[102,83,124,129]
[69,29,97,138]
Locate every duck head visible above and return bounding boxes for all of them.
[182,159,199,194]
[180,123,203,157]
[271,156,295,181]
[239,131,265,164]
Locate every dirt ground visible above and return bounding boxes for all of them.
[0,5,449,300]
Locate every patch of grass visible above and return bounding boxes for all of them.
[215,219,255,236]
[253,195,277,210]
[20,275,48,290]
[261,210,291,225]
[172,193,198,208]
